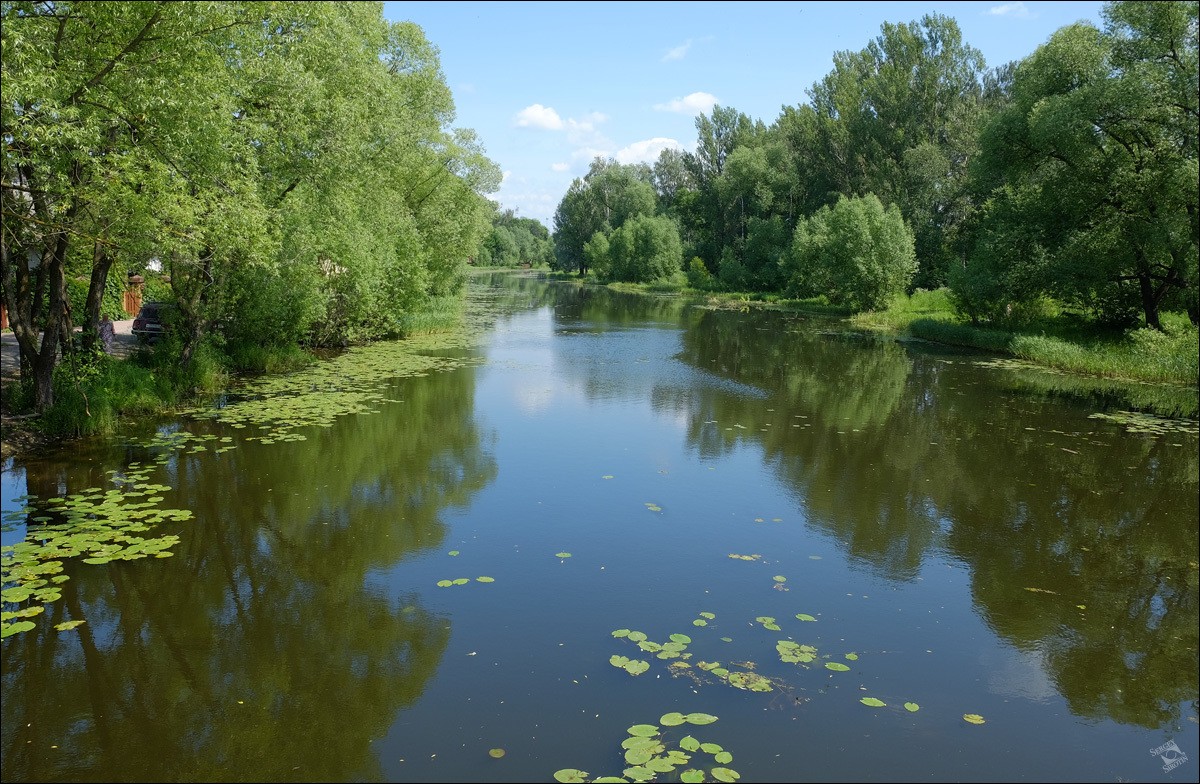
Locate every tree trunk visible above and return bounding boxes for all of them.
[82,242,114,353]
[1137,271,1163,331]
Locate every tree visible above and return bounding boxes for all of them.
[968,1,1199,329]
[593,213,683,283]
[786,194,916,311]
[552,158,656,275]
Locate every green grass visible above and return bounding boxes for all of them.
[396,295,465,336]
[853,289,1199,386]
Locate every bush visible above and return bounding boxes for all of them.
[595,214,683,284]
[786,194,916,312]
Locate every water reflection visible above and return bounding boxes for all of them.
[1,363,495,780]
[670,301,1199,729]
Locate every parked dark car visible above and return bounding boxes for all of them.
[131,301,174,343]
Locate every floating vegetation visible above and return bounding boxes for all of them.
[556,552,573,559]
[904,702,920,712]
[1,466,192,638]
[963,713,986,725]
[692,611,716,627]
[776,640,818,665]
[435,577,492,588]
[553,714,739,783]
[609,655,651,676]
[448,550,460,556]
[1088,410,1198,436]
[794,613,816,622]
[754,616,782,631]
[488,748,506,759]
[860,697,887,707]
[824,662,851,672]
[727,553,761,561]
[644,502,663,513]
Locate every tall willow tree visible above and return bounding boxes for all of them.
[2,1,499,408]
[966,0,1198,329]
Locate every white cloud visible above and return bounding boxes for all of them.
[615,137,684,165]
[501,170,512,185]
[985,2,1034,18]
[662,39,693,62]
[653,91,719,115]
[551,162,570,172]
[571,145,615,162]
[514,103,565,130]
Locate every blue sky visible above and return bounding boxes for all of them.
[382,1,1107,227]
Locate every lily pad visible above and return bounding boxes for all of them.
[963,713,986,725]
[669,633,692,644]
[612,629,631,638]
[824,662,851,672]
[488,748,505,758]
[448,550,460,556]
[554,769,588,783]
[795,613,816,622]
[556,552,572,558]
[711,768,740,782]
[660,712,687,726]
[860,697,887,707]
[681,770,706,783]
[624,660,650,676]
[904,702,920,712]
[679,735,700,752]
[627,724,660,737]
[475,576,495,583]
[714,751,733,764]
[685,712,718,725]
[54,620,86,632]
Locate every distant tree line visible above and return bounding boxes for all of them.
[551,2,1198,331]
[2,1,500,410]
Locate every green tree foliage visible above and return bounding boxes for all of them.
[591,213,683,284]
[552,158,656,275]
[805,14,986,289]
[786,194,917,311]
[965,1,1198,330]
[474,208,553,267]
[1,1,498,408]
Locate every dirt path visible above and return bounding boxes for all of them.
[0,319,139,385]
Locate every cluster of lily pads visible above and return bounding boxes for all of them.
[1,465,192,638]
[435,576,495,587]
[1087,410,1198,436]
[553,712,740,783]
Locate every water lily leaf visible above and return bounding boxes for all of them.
[904,703,920,712]
[773,575,786,582]
[448,550,460,556]
[700,742,723,753]
[554,769,588,783]
[860,697,886,707]
[699,612,715,619]
[720,637,733,643]
[685,712,718,725]
[622,736,659,751]
[755,616,775,624]
[1,621,36,638]
[679,735,700,752]
[625,747,654,765]
[624,766,654,782]
[645,757,676,773]
[963,714,986,725]
[669,633,692,644]
[475,576,495,583]
[824,662,851,672]
[612,629,631,638]
[627,724,659,737]
[714,752,733,764]
[711,767,740,782]
[659,712,686,726]
[436,580,453,588]
[681,770,706,783]
[795,613,816,622]
[844,653,858,660]
[594,779,628,783]
[452,578,470,585]
[627,631,647,642]
[556,552,572,558]
[610,655,630,668]
[693,619,707,627]
[488,748,505,758]
[54,620,85,632]
[624,660,650,675]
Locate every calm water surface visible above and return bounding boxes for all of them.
[2,272,1197,782]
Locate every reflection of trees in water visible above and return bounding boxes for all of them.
[1,365,495,780]
[672,305,1199,728]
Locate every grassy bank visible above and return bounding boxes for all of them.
[1,295,470,450]
[851,289,1199,387]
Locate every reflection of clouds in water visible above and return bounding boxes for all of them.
[982,645,1057,702]
[514,382,555,415]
